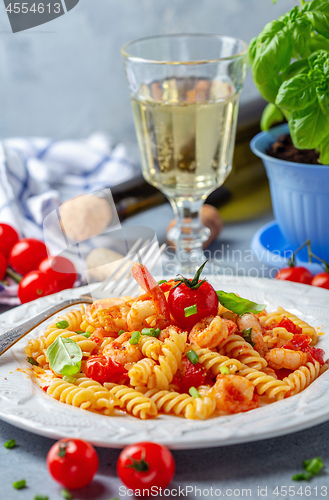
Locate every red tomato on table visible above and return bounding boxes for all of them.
[117,442,175,493]
[85,355,128,384]
[0,223,19,258]
[311,273,329,290]
[9,238,48,275]
[275,266,312,284]
[38,255,77,291]
[18,270,58,303]
[47,438,98,489]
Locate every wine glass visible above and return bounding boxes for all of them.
[121,34,248,275]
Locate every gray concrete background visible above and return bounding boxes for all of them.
[0,0,290,144]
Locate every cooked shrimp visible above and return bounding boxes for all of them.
[102,332,143,367]
[131,263,171,329]
[265,348,308,371]
[214,374,259,414]
[237,313,266,357]
[127,300,157,331]
[85,297,134,333]
[189,315,229,349]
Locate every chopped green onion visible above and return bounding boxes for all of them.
[61,489,72,500]
[56,320,70,329]
[303,457,323,475]
[189,387,201,398]
[141,328,161,338]
[292,472,313,481]
[242,327,255,347]
[220,366,230,375]
[129,331,141,345]
[76,331,91,338]
[118,329,125,335]
[13,480,26,489]
[4,439,16,449]
[186,350,199,365]
[157,279,167,285]
[184,304,197,318]
[27,356,39,366]
[34,495,49,500]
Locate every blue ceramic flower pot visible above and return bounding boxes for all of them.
[250,123,329,261]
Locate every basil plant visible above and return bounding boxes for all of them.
[250,0,329,164]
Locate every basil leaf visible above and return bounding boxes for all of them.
[289,105,329,149]
[276,75,316,111]
[27,356,39,366]
[252,20,293,85]
[282,59,310,80]
[292,17,313,57]
[261,103,284,131]
[46,337,82,376]
[310,33,329,53]
[317,86,329,116]
[216,291,266,316]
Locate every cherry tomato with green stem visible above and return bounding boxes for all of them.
[18,270,59,303]
[0,223,19,258]
[47,438,99,489]
[9,238,48,275]
[38,255,77,291]
[117,442,175,493]
[168,261,218,330]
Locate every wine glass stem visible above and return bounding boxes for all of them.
[168,196,210,274]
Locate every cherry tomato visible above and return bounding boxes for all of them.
[168,281,218,330]
[47,438,99,489]
[117,442,175,493]
[0,223,19,258]
[18,270,59,303]
[38,255,77,291]
[0,251,7,280]
[277,317,303,335]
[85,355,128,385]
[9,238,48,275]
[311,272,329,290]
[179,357,207,393]
[275,266,312,284]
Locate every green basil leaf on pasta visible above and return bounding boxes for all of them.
[242,328,255,347]
[27,356,39,366]
[216,291,266,316]
[46,337,82,376]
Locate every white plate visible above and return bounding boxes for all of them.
[0,277,329,449]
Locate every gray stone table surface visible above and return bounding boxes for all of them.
[1,206,328,500]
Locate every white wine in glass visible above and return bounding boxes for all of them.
[122,35,248,274]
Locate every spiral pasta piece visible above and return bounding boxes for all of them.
[47,378,94,409]
[185,390,217,420]
[147,331,187,390]
[277,308,318,345]
[44,306,86,338]
[238,365,291,400]
[219,334,267,370]
[44,329,97,356]
[259,311,285,330]
[79,319,96,334]
[108,385,157,419]
[283,361,324,397]
[25,336,48,367]
[193,346,242,375]
[141,388,194,417]
[139,335,164,361]
[128,358,156,387]
[72,375,118,414]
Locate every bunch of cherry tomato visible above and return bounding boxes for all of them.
[47,438,175,494]
[275,239,329,289]
[0,223,77,304]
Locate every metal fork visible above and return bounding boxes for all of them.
[0,240,166,356]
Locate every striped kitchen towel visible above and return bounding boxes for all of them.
[0,132,137,304]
